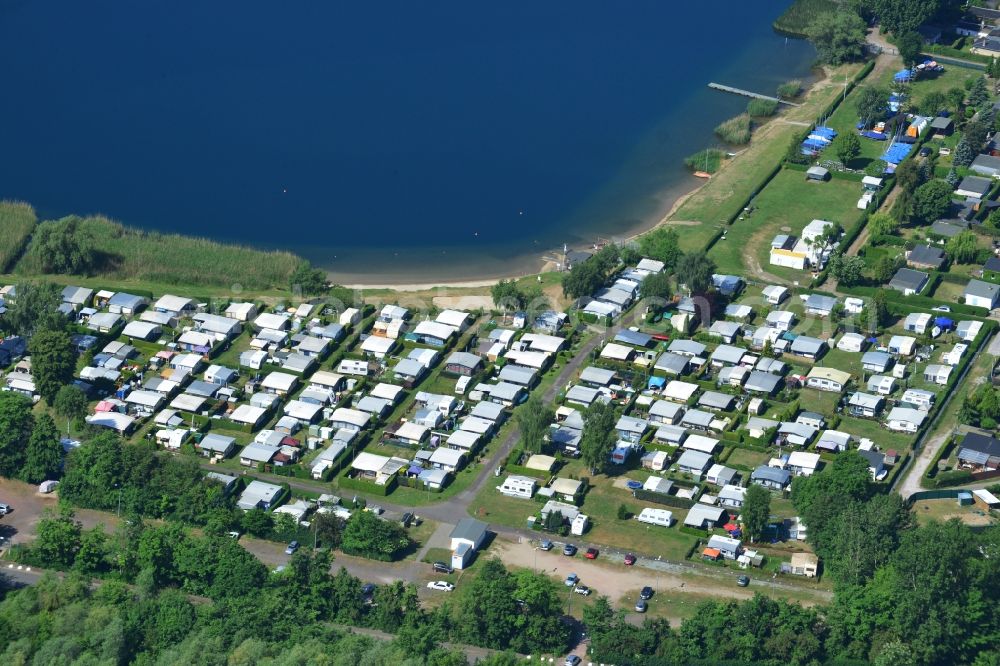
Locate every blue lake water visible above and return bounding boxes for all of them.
[0,1,814,281]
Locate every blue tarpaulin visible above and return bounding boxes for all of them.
[862,131,887,140]
[648,376,666,390]
[934,317,954,329]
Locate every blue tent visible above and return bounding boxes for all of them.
[802,139,827,149]
[862,131,887,140]
[812,126,837,138]
[893,69,913,82]
[934,317,954,329]
[647,376,666,390]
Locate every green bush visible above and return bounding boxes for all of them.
[934,469,974,488]
[714,114,753,145]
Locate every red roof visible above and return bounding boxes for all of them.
[702,547,721,559]
[723,522,739,532]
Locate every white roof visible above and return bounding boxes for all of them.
[600,343,634,361]
[664,380,699,401]
[261,372,298,392]
[787,451,821,470]
[254,312,290,330]
[225,302,256,320]
[460,416,494,434]
[86,412,135,432]
[446,430,480,450]
[683,434,720,454]
[504,349,549,369]
[352,451,390,472]
[154,294,193,313]
[284,400,323,421]
[413,320,456,342]
[369,382,405,402]
[887,406,927,425]
[229,404,267,425]
[395,421,429,442]
[361,335,396,354]
[125,390,163,409]
[429,447,464,466]
[310,370,345,389]
[240,442,279,462]
[170,393,208,413]
[178,330,214,348]
[122,321,160,339]
[520,333,565,353]
[331,408,371,428]
[436,309,471,328]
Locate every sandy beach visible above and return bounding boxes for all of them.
[328,175,704,291]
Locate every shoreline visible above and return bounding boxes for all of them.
[330,175,705,291]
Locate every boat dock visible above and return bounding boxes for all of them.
[708,83,800,106]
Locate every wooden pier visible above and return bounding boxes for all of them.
[708,82,800,106]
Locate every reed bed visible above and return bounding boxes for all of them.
[714,114,753,145]
[683,149,725,174]
[0,201,38,273]
[15,216,302,290]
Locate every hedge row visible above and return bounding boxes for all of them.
[633,488,696,509]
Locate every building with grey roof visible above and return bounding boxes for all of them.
[888,268,928,296]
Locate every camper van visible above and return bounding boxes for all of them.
[635,508,674,528]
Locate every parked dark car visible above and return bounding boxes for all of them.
[635,599,648,613]
[433,561,454,574]
[737,575,750,587]
[401,512,413,527]
[284,540,299,555]
[540,539,553,551]
[640,586,654,600]
[361,583,376,597]
[624,553,637,566]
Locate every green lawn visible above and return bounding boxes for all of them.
[797,388,841,416]
[707,169,862,281]
[669,63,863,253]
[726,447,770,470]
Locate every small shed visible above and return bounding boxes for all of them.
[806,166,829,181]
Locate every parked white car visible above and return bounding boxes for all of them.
[427,581,455,592]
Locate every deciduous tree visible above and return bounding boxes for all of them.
[741,484,771,542]
[637,227,682,270]
[0,392,34,477]
[834,132,861,165]
[855,86,890,126]
[516,395,554,453]
[340,510,410,560]
[0,281,66,337]
[30,216,98,275]
[580,399,617,474]
[28,329,76,405]
[21,414,63,484]
[675,251,716,296]
[911,179,953,223]
[806,12,867,65]
[54,384,88,435]
[947,230,983,264]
